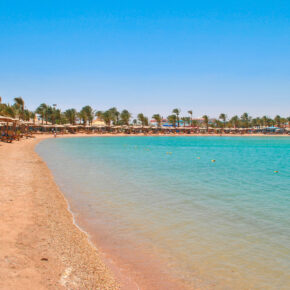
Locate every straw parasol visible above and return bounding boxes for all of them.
[0,115,13,122]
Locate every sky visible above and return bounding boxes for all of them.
[0,0,289,118]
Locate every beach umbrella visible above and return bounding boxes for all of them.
[0,115,13,122]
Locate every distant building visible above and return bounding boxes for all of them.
[92,117,106,126]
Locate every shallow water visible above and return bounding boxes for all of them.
[36,136,290,289]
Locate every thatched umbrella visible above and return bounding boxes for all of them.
[0,115,13,122]
[0,116,18,141]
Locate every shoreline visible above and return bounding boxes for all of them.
[35,132,290,139]
[1,134,289,289]
[0,135,120,289]
[35,135,190,290]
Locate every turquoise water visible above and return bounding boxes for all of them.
[36,137,290,289]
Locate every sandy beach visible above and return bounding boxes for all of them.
[0,135,119,289]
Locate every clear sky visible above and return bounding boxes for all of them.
[0,0,289,118]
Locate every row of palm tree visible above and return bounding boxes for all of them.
[95,108,132,126]
[215,113,290,129]
[201,113,290,130]
[0,97,36,121]
[0,97,289,128]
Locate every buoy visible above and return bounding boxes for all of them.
[197,157,200,159]
[212,160,216,162]
[274,171,278,173]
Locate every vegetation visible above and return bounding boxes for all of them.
[219,113,227,128]
[167,114,177,127]
[172,108,181,127]
[0,97,289,129]
[188,110,193,126]
[181,117,190,127]
[137,113,148,126]
[120,110,131,125]
[202,115,209,131]
[152,114,162,127]
[64,109,77,125]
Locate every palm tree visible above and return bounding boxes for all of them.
[192,119,198,128]
[108,107,120,125]
[144,116,149,126]
[262,116,268,127]
[152,114,162,127]
[280,117,286,128]
[219,113,227,128]
[77,106,94,125]
[82,106,95,126]
[241,113,251,128]
[0,102,5,116]
[167,114,177,127]
[274,115,281,127]
[22,109,31,121]
[214,119,223,128]
[102,111,112,126]
[188,110,193,127]
[229,115,239,128]
[53,108,61,124]
[120,110,131,125]
[172,108,180,127]
[202,115,209,132]
[3,104,16,118]
[251,118,257,127]
[78,109,87,125]
[137,113,146,126]
[95,108,119,126]
[30,111,36,124]
[14,97,25,120]
[36,103,48,124]
[181,117,190,127]
[95,110,103,119]
[64,109,77,125]
[287,117,290,128]
[252,117,261,128]
[46,106,54,123]
[261,115,274,127]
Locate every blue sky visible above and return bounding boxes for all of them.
[0,0,289,118]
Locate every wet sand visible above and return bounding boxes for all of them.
[0,135,119,289]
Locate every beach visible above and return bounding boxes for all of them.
[0,135,119,289]
[1,134,290,290]
[1,1,289,288]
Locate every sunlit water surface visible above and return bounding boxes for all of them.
[36,137,290,289]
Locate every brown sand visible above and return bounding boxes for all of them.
[0,136,119,289]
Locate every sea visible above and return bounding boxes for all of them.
[36,136,290,289]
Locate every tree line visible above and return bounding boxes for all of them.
[0,97,289,128]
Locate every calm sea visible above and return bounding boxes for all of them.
[36,136,290,289]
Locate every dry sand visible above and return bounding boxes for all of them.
[0,135,119,289]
